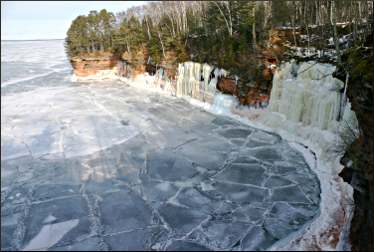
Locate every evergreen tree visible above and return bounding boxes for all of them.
[65,9,115,56]
[65,15,89,57]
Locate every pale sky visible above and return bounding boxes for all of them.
[1,1,146,40]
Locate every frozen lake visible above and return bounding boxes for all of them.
[1,40,320,250]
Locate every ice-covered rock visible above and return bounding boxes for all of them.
[210,94,239,115]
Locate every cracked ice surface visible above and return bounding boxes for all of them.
[1,82,321,250]
[1,41,320,251]
[1,85,140,160]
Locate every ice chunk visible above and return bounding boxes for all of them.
[22,219,79,251]
[210,94,238,115]
[43,214,57,224]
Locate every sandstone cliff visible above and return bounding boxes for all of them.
[69,29,292,107]
[70,52,118,77]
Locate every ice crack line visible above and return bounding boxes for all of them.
[80,185,109,251]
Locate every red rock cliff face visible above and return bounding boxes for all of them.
[118,47,177,80]
[120,47,148,78]
[225,28,295,107]
[161,51,178,80]
[70,52,118,77]
[69,29,291,106]
[217,78,238,96]
[244,28,300,106]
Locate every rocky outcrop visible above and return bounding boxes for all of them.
[216,78,269,108]
[241,89,269,107]
[117,61,146,79]
[160,51,178,80]
[117,47,148,78]
[232,27,298,107]
[336,44,374,251]
[70,52,118,77]
[217,78,237,96]
[117,47,178,81]
[264,28,299,66]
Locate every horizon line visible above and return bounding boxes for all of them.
[1,38,65,42]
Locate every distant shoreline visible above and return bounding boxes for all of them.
[1,39,64,42]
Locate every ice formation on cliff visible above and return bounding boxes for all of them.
[268,60,358,133]
[210,94,239,115]
[176,61,227,102]
[197,61,358,250]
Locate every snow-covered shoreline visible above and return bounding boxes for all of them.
[182,94,354,251]
[70,70,120,82]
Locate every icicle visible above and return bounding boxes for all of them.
[202,63,213,101]
[268,61,353,131]
[339,72,349,121]
[175,62,233,104]
[176,62,215,100]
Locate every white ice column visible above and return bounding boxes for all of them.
[268,61,357,132]
[176,61,229,102]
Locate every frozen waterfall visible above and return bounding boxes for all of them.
[268,60,358,132]
[176,61,227,102]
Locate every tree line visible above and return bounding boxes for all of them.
[66,0,373,80]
